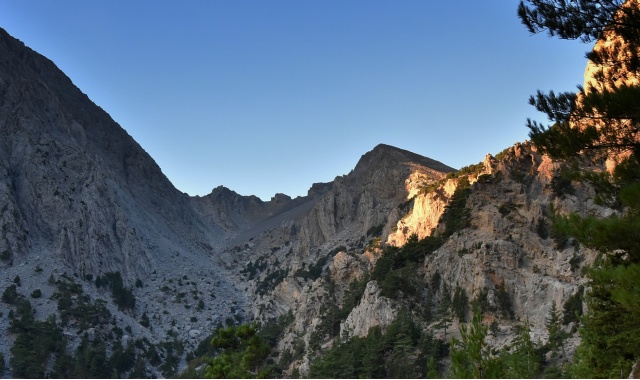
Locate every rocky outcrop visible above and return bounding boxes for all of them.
[0,23,615,378]
[0,27,227,281]
[340,281,396,339]
[0,27,246,365]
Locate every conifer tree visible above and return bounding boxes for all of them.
[518,0,640,159]
[520,1,640,377]
[502,322,541,378]
[449,312,501,378]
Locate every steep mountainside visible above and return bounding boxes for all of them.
[0,25,612,378]
[0,26,459,377]
[232,142,605,377]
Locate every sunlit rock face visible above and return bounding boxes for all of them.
[583,0,640,92]
[576,0,640,170]
[0,19,618,377]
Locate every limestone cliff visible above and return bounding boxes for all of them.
[0,27,247,376]
[0,24,614,379]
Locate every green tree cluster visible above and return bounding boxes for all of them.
[450,312,542,378]
[309,310,446,378]
[205,324,272,378]
[519,0,640,160]
[519,1,640,376]
[95,271,136,311]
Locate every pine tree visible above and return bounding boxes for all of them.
[545,302,565,360]
[518,0,640,159]
[449,312,496,378]
[502,322,541,378]
[519,1,640,377]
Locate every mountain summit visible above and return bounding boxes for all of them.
[0,25,601,379]
[0,26,459,377]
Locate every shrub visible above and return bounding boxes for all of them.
[442,177,472,237]
[495,284,514,319]
[536,218,549,239]
[499,201,517,216]
[2,284,18,304]
[563,286,584,325]
[0,250,10,262]
[95,272,135,310]
[550,173,575,197]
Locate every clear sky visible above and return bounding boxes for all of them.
[1,1,592,201]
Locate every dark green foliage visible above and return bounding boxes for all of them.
[518,19,640,378]
[552,158,640,377]
[434,285,454,340]
[9,302,67,378]
[95,272,136,311]
[450,312,543,378]
[108,340,136,376]
[241,257,268,280]
[140,311,150,328]
[536,218,549,239]
[294,255,329,281]
[549,221,570,249]
[73,334,110,378]
[2,284,18,304]
[471,287,492,315]
[257,311,294,348]
[500,322,542,378]
[205,323,272,378]
[13,275,20,286]
[310,277,369,349]
[366,223,384,237]
[449,312,495,378]
[498,201,518,216]
[545,302,567,364]
[3,276,184,379]
[370,234,442,300]
[430,271,441,291]
[130,358,147,379]
[452,286,469,321]
[442,177,472,237]
[569,253,582,272]
[160,339,185,377]
[256,267,289,295]
[30,288,42,298]
[448,162,485,179]
[519,0,640,160]
[309,311,445,379]
[52,277,111,328]
[550,171,575,197]
[0,250,10,262]
[495,284,514,320]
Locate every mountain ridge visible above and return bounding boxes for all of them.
[0,25,604,378]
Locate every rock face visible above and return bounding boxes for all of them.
[0,28,267,376]
[0,27,223,280]
[0,25,459,376]
[340,281,396,339]
[0,25,613,378]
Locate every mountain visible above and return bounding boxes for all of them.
[0,25,610,378]
[0,27,244,377]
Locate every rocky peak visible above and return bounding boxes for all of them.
[352,144,455,181]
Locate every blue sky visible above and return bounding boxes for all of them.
[1,1,592,200]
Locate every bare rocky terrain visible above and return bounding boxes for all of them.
[0,25,609,377]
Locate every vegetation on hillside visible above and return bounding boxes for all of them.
[2,1,639,378]
[519,0,640,377]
